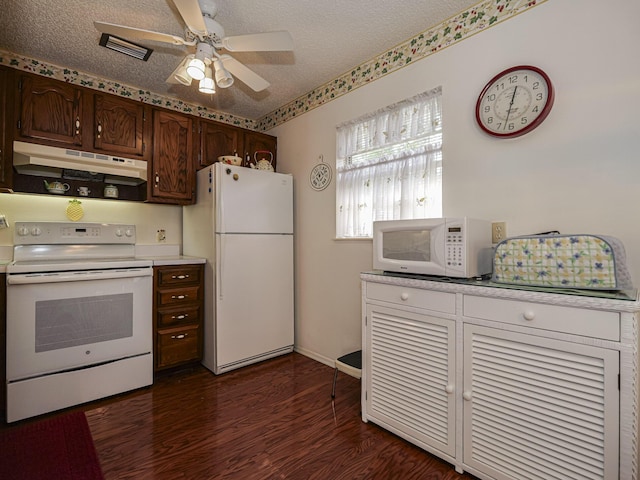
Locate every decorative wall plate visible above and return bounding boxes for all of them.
[309,156,332,191]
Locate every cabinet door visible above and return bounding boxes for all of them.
[17,74,84,147]
[196,119,243,169]
[149,109,194,203]
[93,94,150,158]
[0,67,13,190]
[365,303,456,457]
[463,324,619,480]
[244,130,277,171]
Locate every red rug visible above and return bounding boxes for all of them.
[0,411,104,480]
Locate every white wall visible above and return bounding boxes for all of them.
[271,0,640,365]
[0,194,182,247]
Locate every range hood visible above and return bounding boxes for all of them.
[12,141,148,186]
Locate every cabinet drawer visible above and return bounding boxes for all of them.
[366,282,455,314]
[156,325,200,369]
[157,285,201,307]
[157,265,203,287]
[463,295,620,341]
[157,305,201,328]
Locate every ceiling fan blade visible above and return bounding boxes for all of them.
[172,0,208,37]
[94,21,190,46]
[220,55,270,92]
[221,31,293,52]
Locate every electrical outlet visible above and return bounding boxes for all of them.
[492,222,506,244]
[156,229,166,242]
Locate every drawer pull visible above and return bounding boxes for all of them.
[171,314,189,320]
[523,310,536,321]
[171,333,188,339]
[444,384,454,394]
[400,292,409,301]
[172,295,187,300]
[463,391,473,401]
[172,274,190,279]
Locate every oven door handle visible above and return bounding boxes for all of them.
[6,268,153,285]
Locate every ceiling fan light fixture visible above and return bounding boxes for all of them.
[199,66,216,94]
[187,42,212,80]
[173,55,194,85]
[213,58,234,88]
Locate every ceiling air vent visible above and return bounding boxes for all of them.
[99,33,153,61]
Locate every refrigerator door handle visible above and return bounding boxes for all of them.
[218,234,224,300]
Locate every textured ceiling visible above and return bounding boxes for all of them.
[0,0,478,121]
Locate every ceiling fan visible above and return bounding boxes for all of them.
[94,0,293,94]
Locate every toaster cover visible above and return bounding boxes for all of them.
[492,234,633,290]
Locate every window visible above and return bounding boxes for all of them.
[335,87,442,238]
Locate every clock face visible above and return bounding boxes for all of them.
[476,65,554,138]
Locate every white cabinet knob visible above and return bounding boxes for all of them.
[400,292,409,301]
[523,310,535,321]
[463,391,473,401]
[444,385,454,394]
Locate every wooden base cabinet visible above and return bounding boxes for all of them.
[153,264,204,372]
[361,274,639,480]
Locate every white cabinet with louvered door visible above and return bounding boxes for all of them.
[363,283,457,460]
[462,324,619,480]
[361,273,639,480]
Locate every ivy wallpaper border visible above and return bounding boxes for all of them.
[0,0,544,132]
[255,0,545,130]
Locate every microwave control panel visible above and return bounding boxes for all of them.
[445,226,464,269]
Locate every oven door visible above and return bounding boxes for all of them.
[6,267,153,381]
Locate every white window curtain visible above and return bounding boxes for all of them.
[336,87,443,238]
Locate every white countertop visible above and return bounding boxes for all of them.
[139,255,206,266]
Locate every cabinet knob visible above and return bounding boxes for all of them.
[172,314,188,320]
[400,292,409,301]
[444,384,454,394]
[463,391,473,401]
[171,294,187,300]
[171,333,188,339]
[97,123,102,138]
[523,310,535,321]
[172,275,189,279]
[75,117,80,135]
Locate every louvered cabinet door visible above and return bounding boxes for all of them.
[463,325,619,480]
[365,304,456,457]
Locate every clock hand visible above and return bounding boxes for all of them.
[503,86,518,130]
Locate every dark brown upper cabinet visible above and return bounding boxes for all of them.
[93,94,151,160]
[16,73,85,148]
[149,108,194,205]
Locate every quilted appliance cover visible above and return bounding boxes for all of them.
[492,234,633,290]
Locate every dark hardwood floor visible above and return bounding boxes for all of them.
[10,353,476,479]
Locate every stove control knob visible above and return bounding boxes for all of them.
[125,228,134,237]
[115,229,123,237]
[17,225,30,236]
[31,226,42,236]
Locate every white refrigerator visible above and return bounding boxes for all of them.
[183,162,294,374]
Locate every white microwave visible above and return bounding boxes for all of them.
[372,217,493,278]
